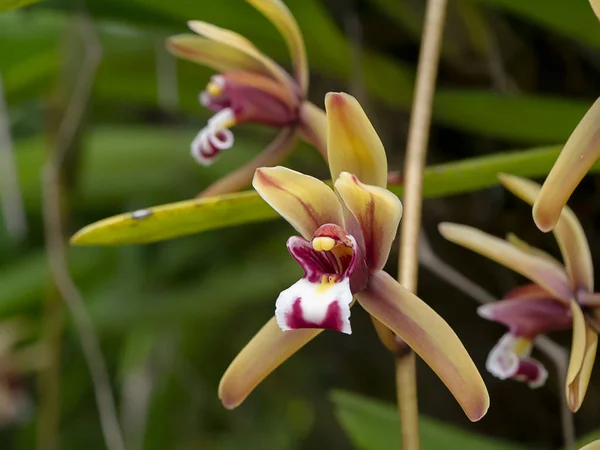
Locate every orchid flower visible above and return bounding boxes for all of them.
[167,0,326,195]
[0,320,46,425]
[440,173,599,412]
[581,441,600,450]
[218,92,489,421]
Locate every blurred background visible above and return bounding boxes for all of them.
[2,0,600,448]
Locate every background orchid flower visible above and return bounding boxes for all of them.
[0,320,46,425]
[532,97,600,232]
[218,92,489,422]
[440,173,599,412]
[167,0,326,195]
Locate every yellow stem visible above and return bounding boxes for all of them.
[396,0,448,448]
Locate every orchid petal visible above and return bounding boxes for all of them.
[485,333,548,388]
[499,173,593,292]
[357,271,489,421]
[567,301,597,412]
[252,167,343,239]
[325,93,388,188]
[246,0,308,95]
[439,223,572,302]
[335,172,402,271]
[166,35,268,75]
[188,21,296,98]
[580,440,600,450]
[275,278,353,334]
[505,233,562,266]
[533,97,600,232]
[201,127,297,197]
[478,297,571,339]
[219,317,321,409]
[590,0,600,22]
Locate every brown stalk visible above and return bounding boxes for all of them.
[396,0,448,448]
[41,13,125,450]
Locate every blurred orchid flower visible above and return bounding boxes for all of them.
[581,440,600,450]
[218,92,489,421]
[440,173,599,412]
[532,97,600,233]
[0,320,46,425]
[167,0,326,195]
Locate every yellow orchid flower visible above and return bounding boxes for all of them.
[581,440,600,450]
[441,174,598,412]
[218,92,489,422]
[166,0,326,194]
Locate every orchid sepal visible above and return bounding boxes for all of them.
[356,271,490,422]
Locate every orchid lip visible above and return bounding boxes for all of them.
[486,333,548,389]
[275,224,368,334]
[190,108,236,165]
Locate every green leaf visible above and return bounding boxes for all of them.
[0,0,40,13]
[331,391,524,450]
[433,91,591,143]
[473,0,600,50]
[71,144,600,246]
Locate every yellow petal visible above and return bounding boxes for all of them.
[335,172,402,271]
[580,440,600,450]
[357,271,489,421]
[499,173,593,292]
[187,21,296,99]
[567,301,597,412]
[166,34,268,75]
[246,0,308,95]
[505,232,562,266]
[325,93,388,188]
[252,166,343,240]
[590,0,600,21]
[218,317,321,409]
[439,222,572,302]
[533,97,600,232]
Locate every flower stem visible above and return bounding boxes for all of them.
[396,0,448,448]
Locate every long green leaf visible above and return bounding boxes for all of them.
[473,0,600,50]
[3,9,594,143]
[0,0,39,13]
[331,391,524,450]
[71,144,600,246]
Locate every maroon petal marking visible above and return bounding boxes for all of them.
[286,298,343,331]
[201,72,299,127]
[478,294,572,339]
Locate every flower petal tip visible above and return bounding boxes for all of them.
[532,204,557,233]
[467,398,490,422]
[477,304,495,320]
[325,92,347,107]
[219,396,239,410]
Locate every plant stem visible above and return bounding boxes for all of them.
[41,13,125,450]
[396,0,448,448]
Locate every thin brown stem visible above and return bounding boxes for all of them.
[41,13,125,450]
[0,73,28,239]
[396,0,447,448]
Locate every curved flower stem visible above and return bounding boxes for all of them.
[396,0,448,448]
